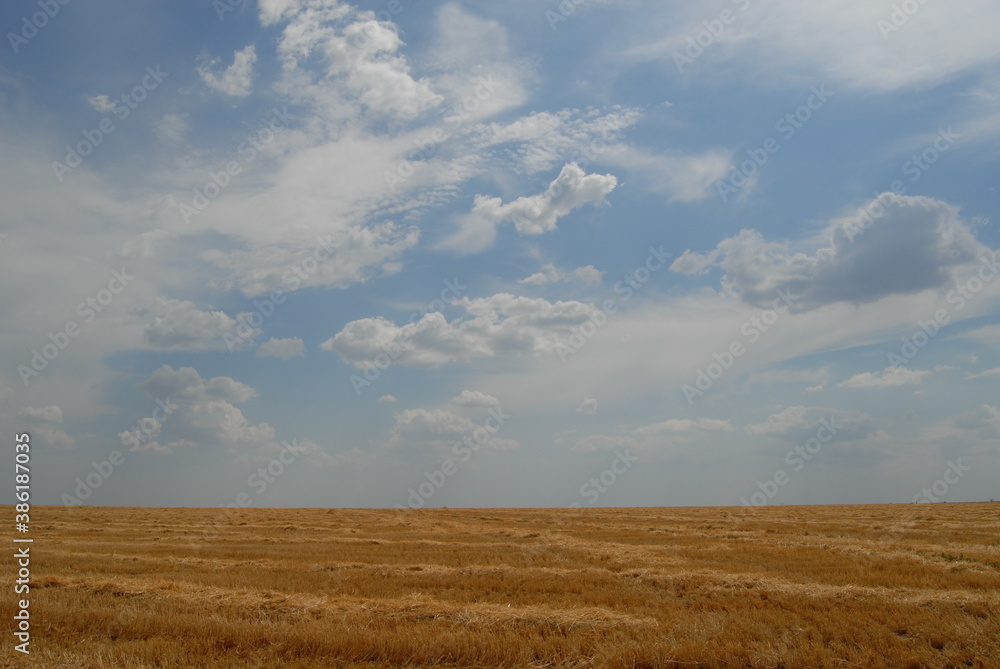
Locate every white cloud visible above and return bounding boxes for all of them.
[377,394,397,402]
[839,366,930,388]
[628,1,1000,94]
[141,298,253,351]
[137,365,257,404]
[441,163,617,253]
[12,407,75,451]
[30,424,75,451]
[198,45,257,97]
[575,398,598,414]
[257,337,305,359]
[119,415,195,455]
[17,405,63,424]
[323,293,597,368]
[671,194,995,312]
[387,407,517,459]
[266,2,441,120]
[451,390,501,408]
[520,264,604,285]
[424,4,530,122]
[87,94,114,113]
[130,365,324,460]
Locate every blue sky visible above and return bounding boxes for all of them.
[2,0,999,509]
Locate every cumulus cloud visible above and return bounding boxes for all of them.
[30,424,75,451]
[839,366,930,388]
[198,45,257,97]
[478,163,617,234]
[131,365,306,459]
[451,390,501,408]
[322,293,597,368]
[141,298,254,351]
[119,415,195,455]
[575,398,598,414]
[671,194,995,312]
[441,163,617,253]
[137,365,257,404]
[377,394,397,402]
[127,365,350,465]
[387,407,517,458]
[257,337,305,359]
[520,264,604,285]
[17,406,73,449]
[263,0,440,119]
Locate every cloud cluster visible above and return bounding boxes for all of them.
[672,194,993,311]
[477,163,617,234]
[387,407,517,459]
[17,405,73,450]
[441,163,618,253]
[141,298,252,351]
[263,0,440,120]
[451,390,501,408]
[198,45,257,97]
[129,366,273,455]
[323,293,597,368]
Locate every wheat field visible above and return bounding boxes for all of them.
[3,503,999,668]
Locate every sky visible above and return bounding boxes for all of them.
[1,0,999,509]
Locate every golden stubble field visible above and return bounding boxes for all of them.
[2,503,999,668]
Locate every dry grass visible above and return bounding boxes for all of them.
[3,503,999,668]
